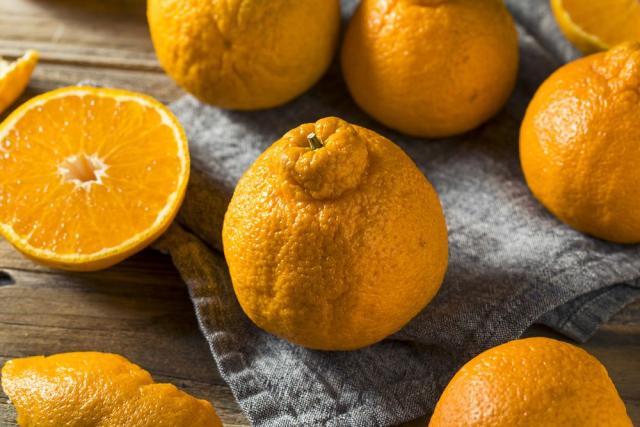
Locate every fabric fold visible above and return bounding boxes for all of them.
[155,1,640,425]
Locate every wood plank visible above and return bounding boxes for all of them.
[0,240,247,426]
[0,234,637,425]
[0,0,637,425]
[0,0,149,52]
[0,0,182,104]
[26,63,182,104]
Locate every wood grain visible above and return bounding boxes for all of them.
[0,237,637,426]
[0,0,182,104]
[0,0,638,426]
[0,241,248,426]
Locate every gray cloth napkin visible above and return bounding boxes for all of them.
[155,1,640,425]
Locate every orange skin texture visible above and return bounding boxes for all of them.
[1,352,222,427]
[429,337,632,427]
[520,43,640,243]
[147,0,340,110]
[222,117,449,350]
[341,0,519,138]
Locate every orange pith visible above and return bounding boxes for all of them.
[0,86,190,270]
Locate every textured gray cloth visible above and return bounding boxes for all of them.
[155,1,640,425]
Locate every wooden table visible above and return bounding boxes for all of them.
[0,1,638,425]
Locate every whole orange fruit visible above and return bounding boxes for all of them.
[147,0,340,110]
[429,338,632,427]
[222,117,448,350]
[520,43,640,243]
[341,0,519,138]
[2,352,221,426]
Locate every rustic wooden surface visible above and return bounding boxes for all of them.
[0,1,638,426]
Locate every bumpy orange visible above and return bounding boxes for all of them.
[520,43,640,243]
[341,0,519,138]
[147,0,340,110]
[429,338,632,427]
[1,352,222,427]
[223,117,448,350]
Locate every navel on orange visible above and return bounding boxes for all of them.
[0,50,39,115]
[551,0,640,53]
[0,86,190,271]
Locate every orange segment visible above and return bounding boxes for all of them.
[0,86,190,270]
[0,50,39,114]
[551,0,640,53]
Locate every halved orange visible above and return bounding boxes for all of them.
[0,86,190,271]
[0,50,39,114]
[551,0,640,53]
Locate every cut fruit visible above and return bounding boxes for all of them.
[0,50,39,114]
[0,86,190,271]
[551,0,640,53]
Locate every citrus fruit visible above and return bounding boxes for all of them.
[520,43,640,243]
[429,337,632,427]
[341,0,519,138]
[1,352,222,427]
[0,50,38,115]
[147,0,340,110]
[0,86,190,270]
[222,117,448,350]
[551,0,640,53]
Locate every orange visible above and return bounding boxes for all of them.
[147,0,340,110]
[0,50,38,115]
[520,43,640,243]
[1,352,222,427]
[341,0,519,138]
[551,0,640,54]
[222,117,448,350]
[429,337,632,427]
[0,86,190,270]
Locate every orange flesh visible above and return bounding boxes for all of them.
[562,0,640,46]
[0,89,185,256]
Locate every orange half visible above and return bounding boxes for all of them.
[0,50,39,114]
[551,0,640,53]
[0,86,190,270]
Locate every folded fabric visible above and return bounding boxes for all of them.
[155,1,640,425]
